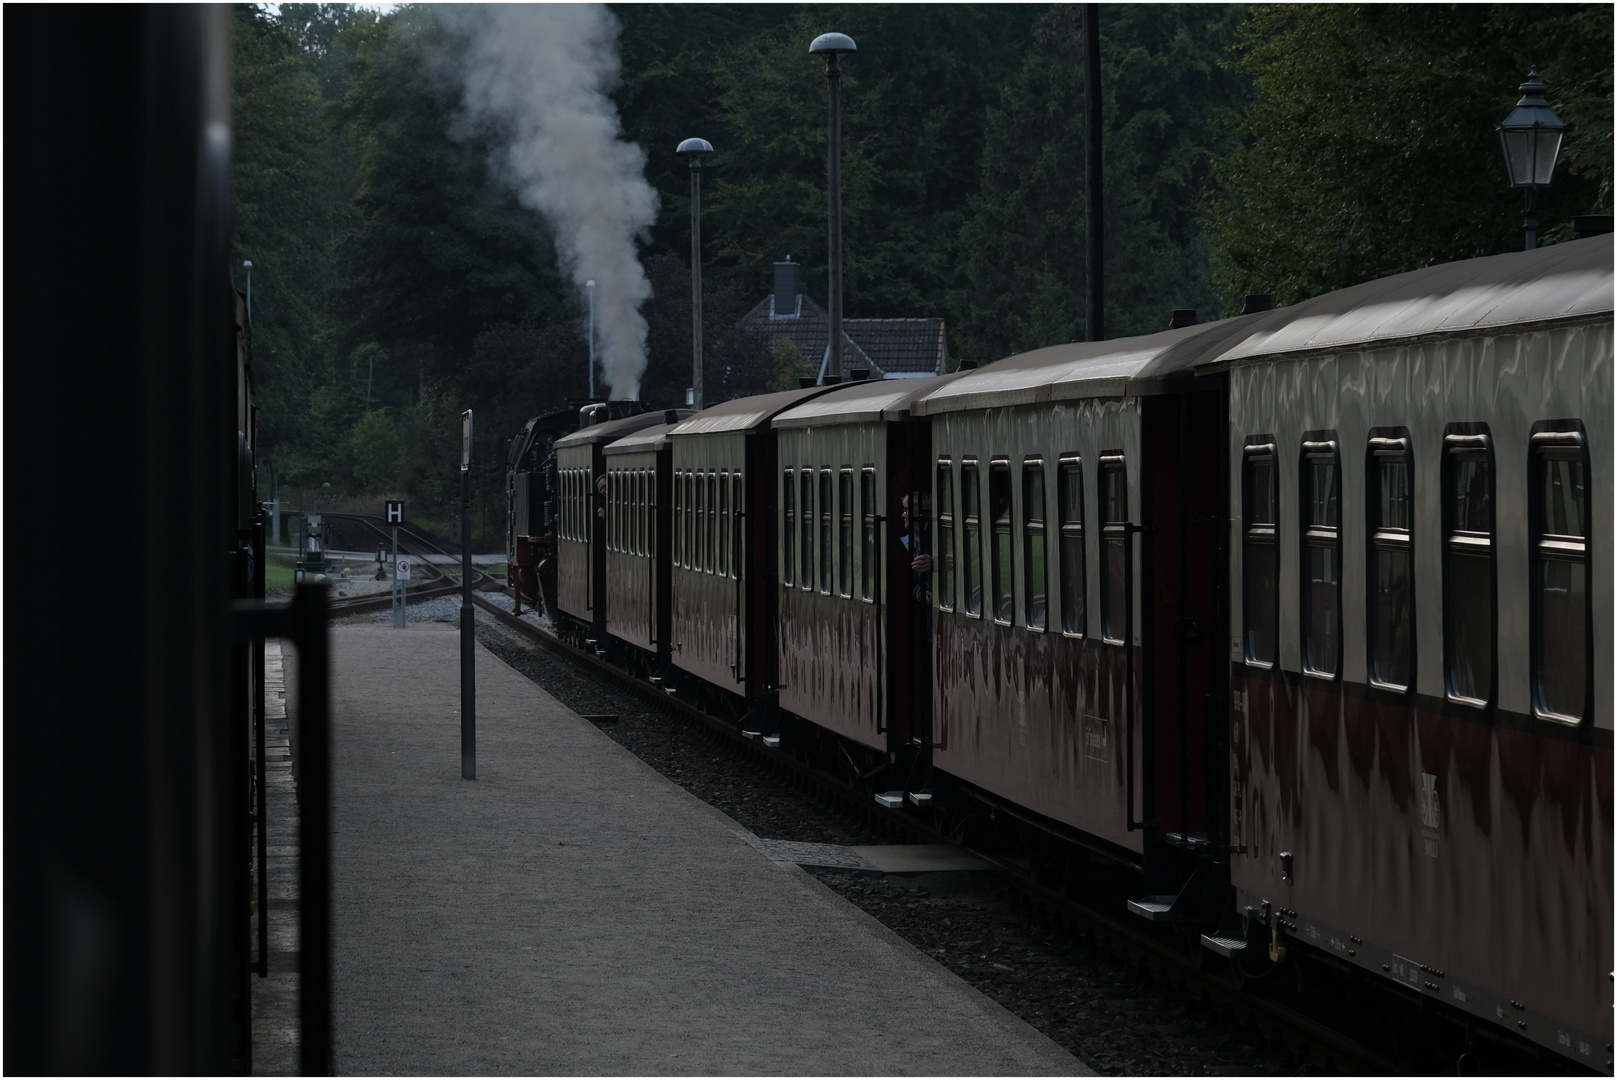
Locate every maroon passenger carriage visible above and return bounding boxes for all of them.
[661,386,836,716]
[1196,235,1612,1064]
[769,374,959,778]
[552,406,688,644]
[908,316,1267,895]
[601,414,690,672]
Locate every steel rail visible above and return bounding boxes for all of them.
[466,589,1396,1074]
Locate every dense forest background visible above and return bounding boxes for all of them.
[232,2,1612,536]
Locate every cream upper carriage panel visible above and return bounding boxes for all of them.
[913,318,1269,642]
[1200,235,1613,727]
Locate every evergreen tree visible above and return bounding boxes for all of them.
[1210,4,1613,308]
[952,4,1248,364]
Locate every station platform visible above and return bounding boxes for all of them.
[320,624,1085,1075]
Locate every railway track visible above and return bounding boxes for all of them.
[319,513,501,615]
[465,590,1406,1074]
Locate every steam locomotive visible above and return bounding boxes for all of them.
[509,235,1612,1068]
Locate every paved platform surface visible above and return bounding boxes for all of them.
[327,624,1085,1075]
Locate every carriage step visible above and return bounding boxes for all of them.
[874,791,905,809]
[1201,933,1249,957]
[1127,896,1179,921]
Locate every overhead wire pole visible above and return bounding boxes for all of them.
[1085,3,1104,342]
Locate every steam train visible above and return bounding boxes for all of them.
[509,235,1612,1067]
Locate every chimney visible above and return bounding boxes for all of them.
[772,257,801,319]
[1169,309,1197,329]
[1574,215,1614,239]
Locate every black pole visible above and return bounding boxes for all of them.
[462,468,472,779]
[690,158,704,409]
[1524,187,1539,251]
[461,412,476,781]
[1085,3,1104,342]
[826,51,844,381]
[254,509,269,979]
[293,584,332,1077]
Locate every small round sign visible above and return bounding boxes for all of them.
[395,558,412,581]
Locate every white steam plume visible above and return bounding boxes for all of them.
[448,4,659,400]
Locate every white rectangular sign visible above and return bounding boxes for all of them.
[395,557,412,581]
[386,500,404,524]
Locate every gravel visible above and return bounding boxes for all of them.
[462,610,1314,1077]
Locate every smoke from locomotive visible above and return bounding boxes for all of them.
[448,3,659,399]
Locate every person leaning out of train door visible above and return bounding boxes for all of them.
[595,474,607,519]
[900,494,932,604]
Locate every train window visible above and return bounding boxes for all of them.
[618,471,627,554]
[604,472,613,551]
[1301,439,1341,678]
[1532,430,1589,723]
[718,470,730,577]
[694,469,706,572]
[674,471,684,566]
[1100,455,1128,644]
[990,461,1013,624]
[782,469,795,586]
[800,470,814,590]
[681,472,693,567]
[564,471,573,541]
[1443,430,1494,707]
[1242,443,1278,665]
[1058,456,1085,636]
[1023,459,1046,631]
[646,470,656,559]
[638,471,648,557]
[838,469,854,597]
[961,460,982,617]
[732,472,744,580]
[819,469,833,594]
[707,472,719,573]
[936,460,955,611]
[860,468,877,602]
[1367,437,1414,690]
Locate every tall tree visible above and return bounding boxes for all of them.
[327,9,572,408]
[951,4,1248,363]
[231,3,342,489]
[1210,4,1613,308]
[688,6,1042,315]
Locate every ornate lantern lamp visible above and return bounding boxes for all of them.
[1496,70,1567,250]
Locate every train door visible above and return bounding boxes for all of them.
[888,419,933,749]
[1139,388,1230,892]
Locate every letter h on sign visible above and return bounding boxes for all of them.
[386,501,404,524]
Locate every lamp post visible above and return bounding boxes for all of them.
[243,259,252,320]
[810,31,856,384]
[677,138,713,411]
[1496,70,1567,251]
[585,279,596,399]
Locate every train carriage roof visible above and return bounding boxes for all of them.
[553,409,678,451]
[1200,233,1613,369]
[603,412,695,456]
[911,315,1265,416]
[666,384,840,437]
[772,373,965,427]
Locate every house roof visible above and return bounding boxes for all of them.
[737,292,947,377]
